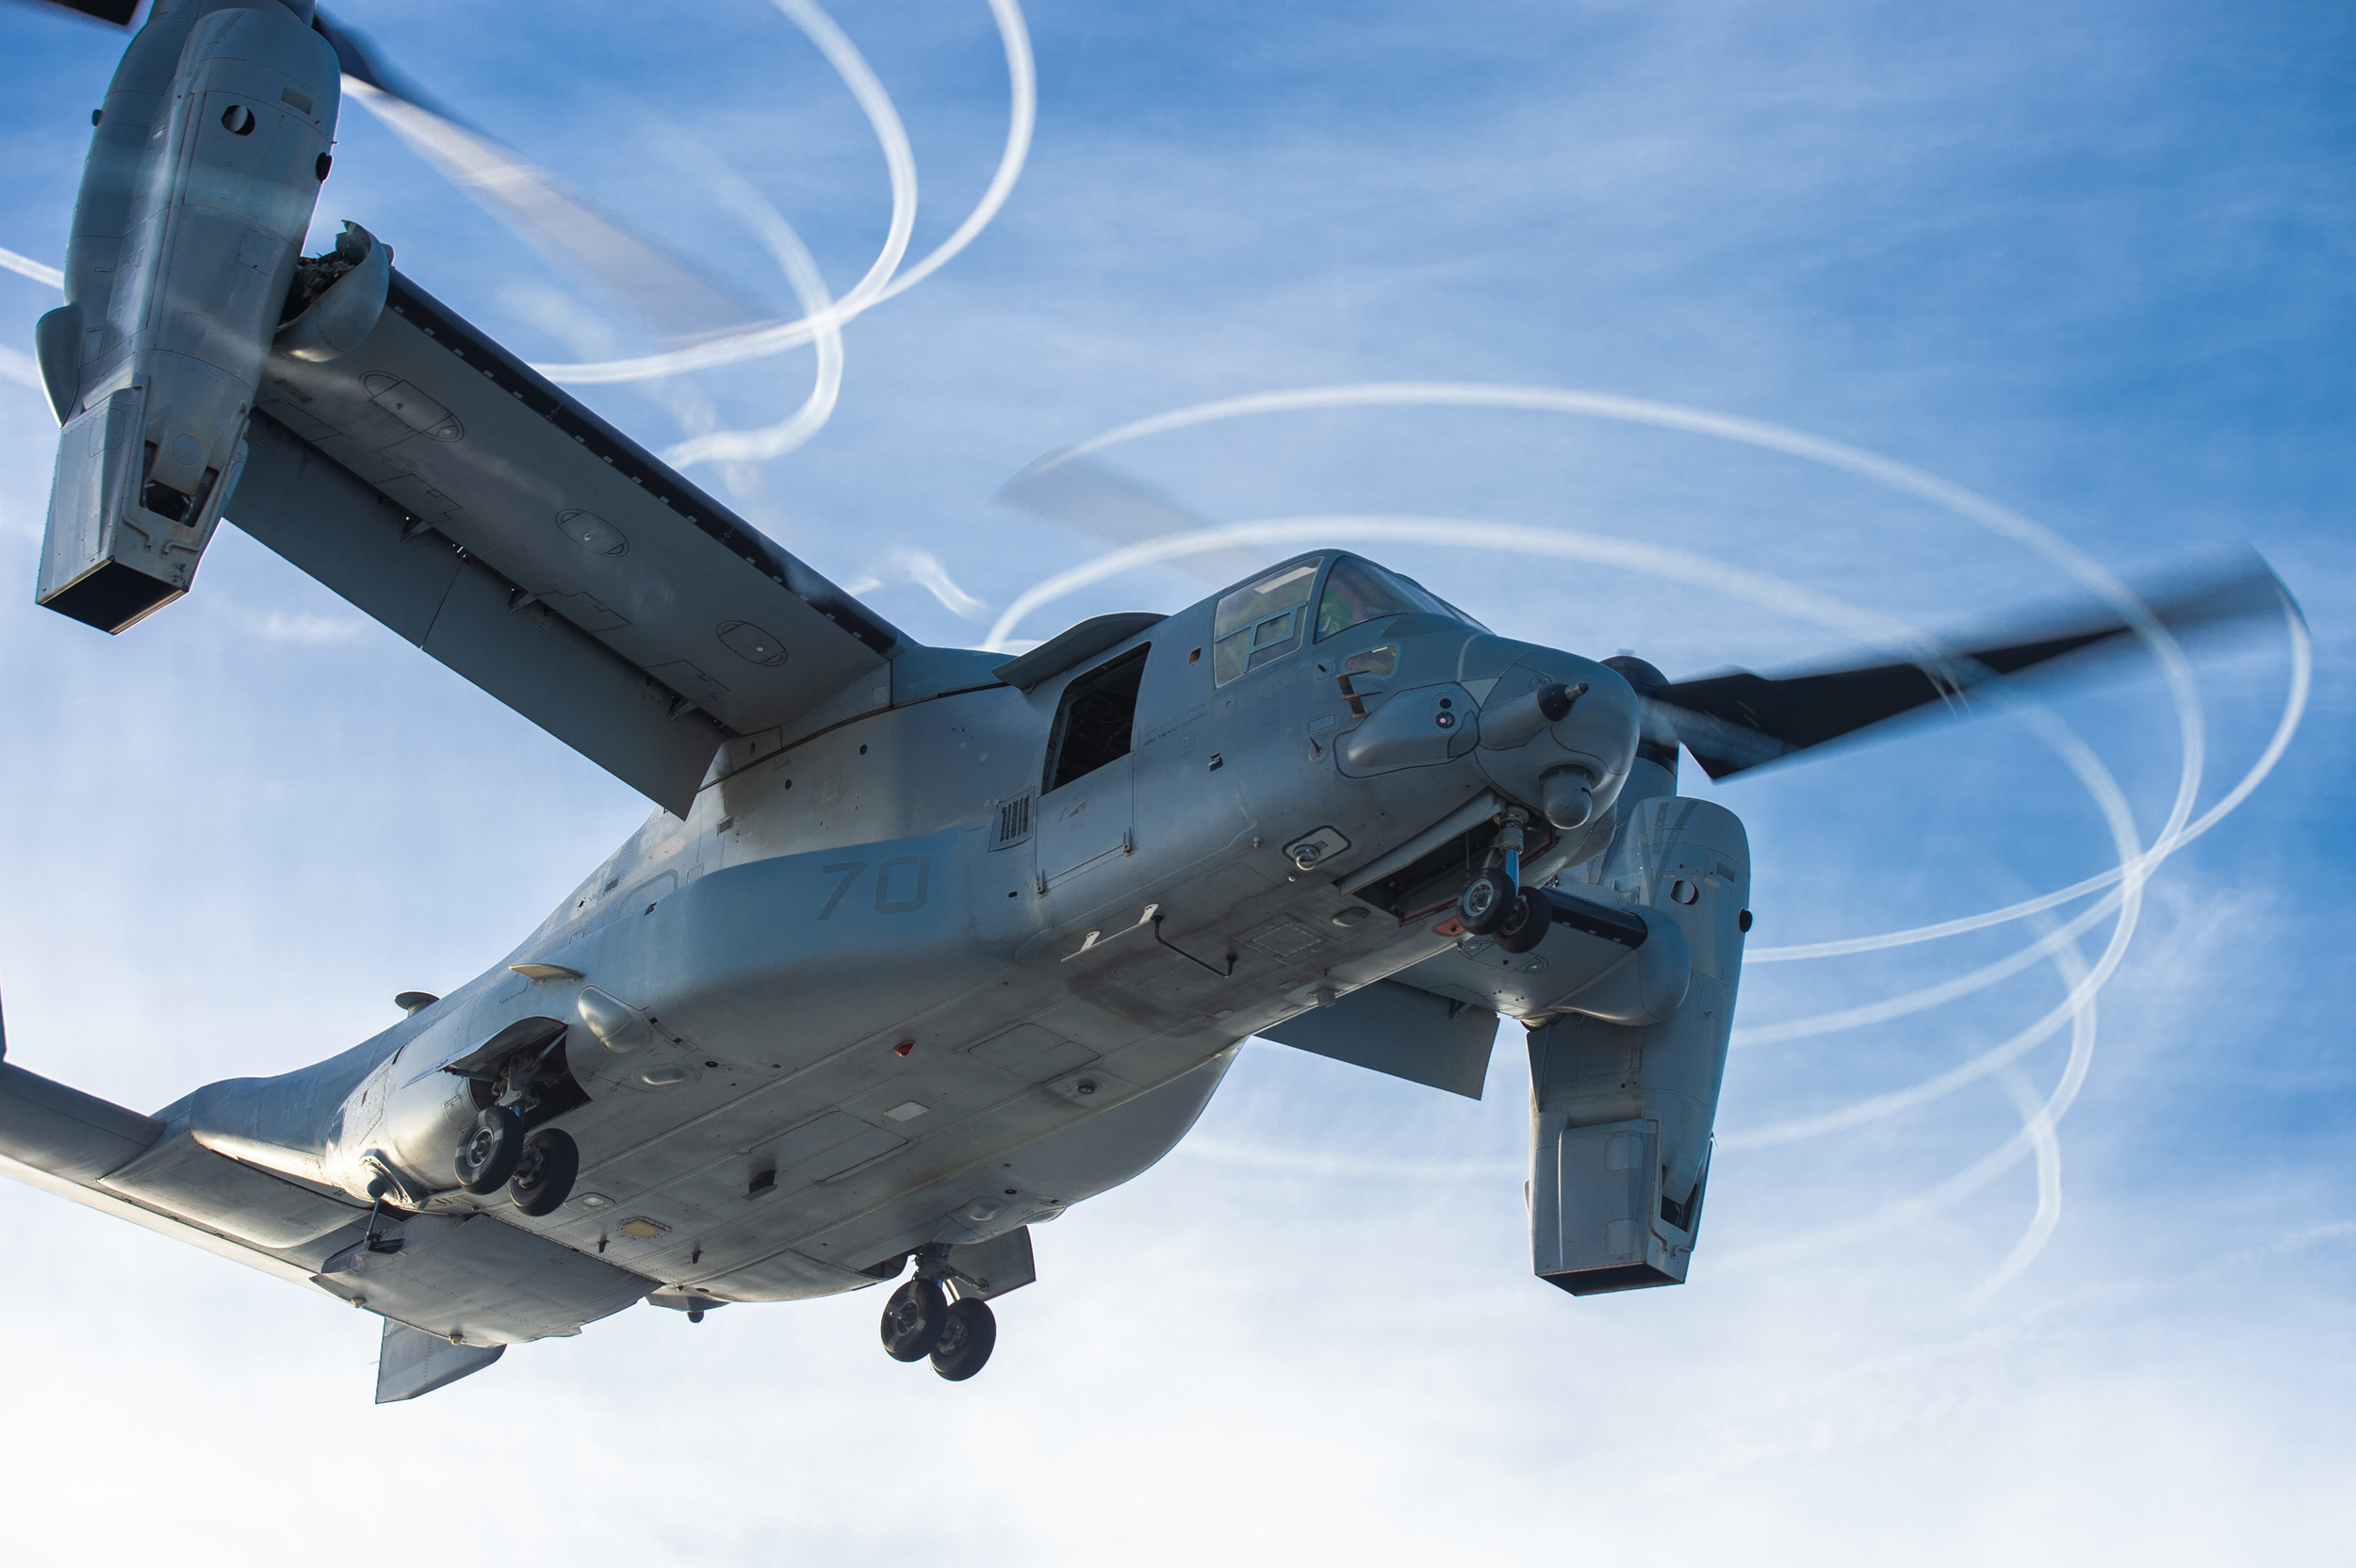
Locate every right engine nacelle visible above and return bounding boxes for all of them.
[1528,795,1750,1295]
[38,0,340,633]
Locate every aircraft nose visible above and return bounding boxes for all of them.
[1475,653,1641,829]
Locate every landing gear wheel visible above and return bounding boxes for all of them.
[1458,867,1515,936]
[508,1127,580,1217]
[930,1297,997,1381]
[1494,889,1554,954]
[453,1105,525,1194]
[880,1277,948,1363]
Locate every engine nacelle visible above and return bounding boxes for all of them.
[37,0,340,632]
[1527,795,1750,1294]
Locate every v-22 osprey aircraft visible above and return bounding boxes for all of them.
[1,0,2287,1401]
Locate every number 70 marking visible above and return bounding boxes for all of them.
[817,857,931,918]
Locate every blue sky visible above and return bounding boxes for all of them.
[0,1,2348,1560]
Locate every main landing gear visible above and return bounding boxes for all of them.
[451,1107,580,1216]
[876,1256,999,1380]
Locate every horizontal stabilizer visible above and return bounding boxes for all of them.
[1261,980,1499,1099]
[100,1129,362,1250]
[312,1211,653,1345]
[0,1062,162,1184]
[0,1062,338,1293]
[377,1320,504,1403]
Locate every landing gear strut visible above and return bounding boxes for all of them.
[1460,808,1548,949]
[452,1032,590,1212]
[875,1250,1001,1380]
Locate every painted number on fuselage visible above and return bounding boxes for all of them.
[817,857,932,919]
[875,856,930,912]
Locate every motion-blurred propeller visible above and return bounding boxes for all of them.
[22,0,781,340]
[19,0,139,24]
[310,8,777,341]
[995,452,2294,784]
[994,455,1275,587]
[1633,551,2294,779]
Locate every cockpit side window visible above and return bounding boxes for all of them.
[1315,555,1464,641]
[1211,560,1320,685]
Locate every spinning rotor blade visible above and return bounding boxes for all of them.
[994,455,1277,588]
[26,0,140,24]
[1643,551,2295,780]
[312,8,777,341]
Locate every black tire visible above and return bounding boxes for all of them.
[508,1127,580,1217]
[1458,867,1515,935]
[1494,890,1553,954]
[453,1105,525,1194]
[880,1278,948,1363]
[930,1297,997,1381]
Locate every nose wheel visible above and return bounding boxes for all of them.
[1493,885,1553,953]
[877,1274,1000,1380]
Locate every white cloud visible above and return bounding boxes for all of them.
[895,545,993,621]
[0,344,41,391]
[250,608,368,645]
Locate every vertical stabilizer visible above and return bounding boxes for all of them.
[375,1320,504,1403]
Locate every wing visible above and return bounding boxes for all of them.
[229,271,906,815]
[1,1057,654,1361]
[0,1060,359,1293]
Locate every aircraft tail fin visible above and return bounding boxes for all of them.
[376,1320,505,1403]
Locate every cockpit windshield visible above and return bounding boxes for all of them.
[1211,560,1321,685]
[1315,556,1485,642]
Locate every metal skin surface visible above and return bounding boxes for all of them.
[152,586,1651,1313]
[4,0,1777,1390]
[38,0,340,629]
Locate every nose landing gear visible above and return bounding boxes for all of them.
[1458,807,1551,951]
[875,1251,1002,1380]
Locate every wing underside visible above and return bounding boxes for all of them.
[0,1059,653,1349]
[229,273,905,814]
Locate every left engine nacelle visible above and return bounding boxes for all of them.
[38,1,340,633]
[1526,795,1751,1295]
